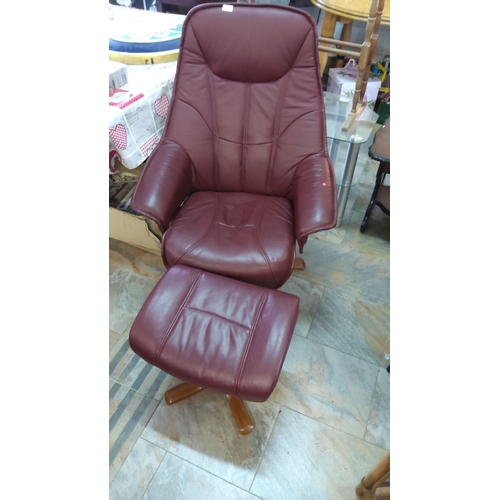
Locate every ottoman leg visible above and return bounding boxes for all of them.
[226,396,254,435]
[165,382,204,405]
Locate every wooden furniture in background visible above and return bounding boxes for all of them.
[360,117,390,232]
[314,0,390,73]
[356,452,390,499]
[316,0,389,130]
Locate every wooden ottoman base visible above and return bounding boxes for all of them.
[165,382,254,435]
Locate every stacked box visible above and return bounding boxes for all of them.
[109,61,128,93]
[108,64,176,171]
[327,66,382,111]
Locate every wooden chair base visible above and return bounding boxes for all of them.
[165,382,204,405]
[293,258,306,270]
[164,382,255,435]
[226,395,255,435]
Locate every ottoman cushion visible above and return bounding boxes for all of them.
[129,265,299,402]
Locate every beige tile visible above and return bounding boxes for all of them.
[109,438,165,500]
[109,329,121,351]
[365,366,390,450]
[295,235,389,299]
[250,407,388,500]
[307,286,390,366]
[109,269,159,334]
[279,275,324,337]
[109,238,165,281]
[141,390,281,490]
[271,335,378,438]
[144,452,262,500]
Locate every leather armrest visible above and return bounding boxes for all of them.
[289,154,337,253]
[131,140,194,233]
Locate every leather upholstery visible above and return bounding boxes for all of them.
[163,192,296,288]
[129,265,299,402]
[131,3,337,288]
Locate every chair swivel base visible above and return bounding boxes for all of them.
[293,258,306,270]
[165,382,255,435]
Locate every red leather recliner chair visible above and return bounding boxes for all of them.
[131,2,337,288]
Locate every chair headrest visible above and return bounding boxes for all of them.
[180,3,318,83]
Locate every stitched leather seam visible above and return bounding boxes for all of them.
[207,69,219,190]
[241,83,250,190]
[183,306,251,330]
[234,290,270,398]
[255,197,279,287]
[267,71,291,195]
[267,25,317,193]
[215,222,255,228]
[172,193,219,266]
[175,98,214,133]
[275,109,317,139]
[154,271,203,364]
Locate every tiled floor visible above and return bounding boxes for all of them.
[109,137,390,499]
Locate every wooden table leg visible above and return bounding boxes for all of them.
[319,12,337,75]
[226,395,254,435]
[164,382,204,405]
[334,17,353,68]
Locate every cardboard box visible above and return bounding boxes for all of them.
[327,66,382,111]
[109,163,162,255]
[109,207,162,255]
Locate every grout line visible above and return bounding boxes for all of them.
[299,327,386,369]
[363,366,380,441]
[277,404,388,452]
[248,404,283,494]
[144,446,268,499]
[138,442,167,500]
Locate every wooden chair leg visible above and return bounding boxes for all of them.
[355,453,390,499]
[164,382,204,405]
[226,395,254,435]
[293,258,306,270]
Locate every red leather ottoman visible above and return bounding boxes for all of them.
[129,265,299,434]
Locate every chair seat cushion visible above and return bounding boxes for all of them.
[129,265,299,402]
[162,192,296,288]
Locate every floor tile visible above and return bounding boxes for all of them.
[250,407,387,500]
[141,390,281,490]
[295,235,389,300]
[110,333,173,401]
[143,452,263,500]
[365,366,390,450]
[109,238,165,281]
[109,381,160,484]
[279,275,324,337]
[270,335,378,438]
[109,268,159,334]
[109,437,165,500]
[307,286,390,366]
[343,206,390,254]
[109,329,121,351]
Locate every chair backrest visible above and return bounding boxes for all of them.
[162,3,328,197]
